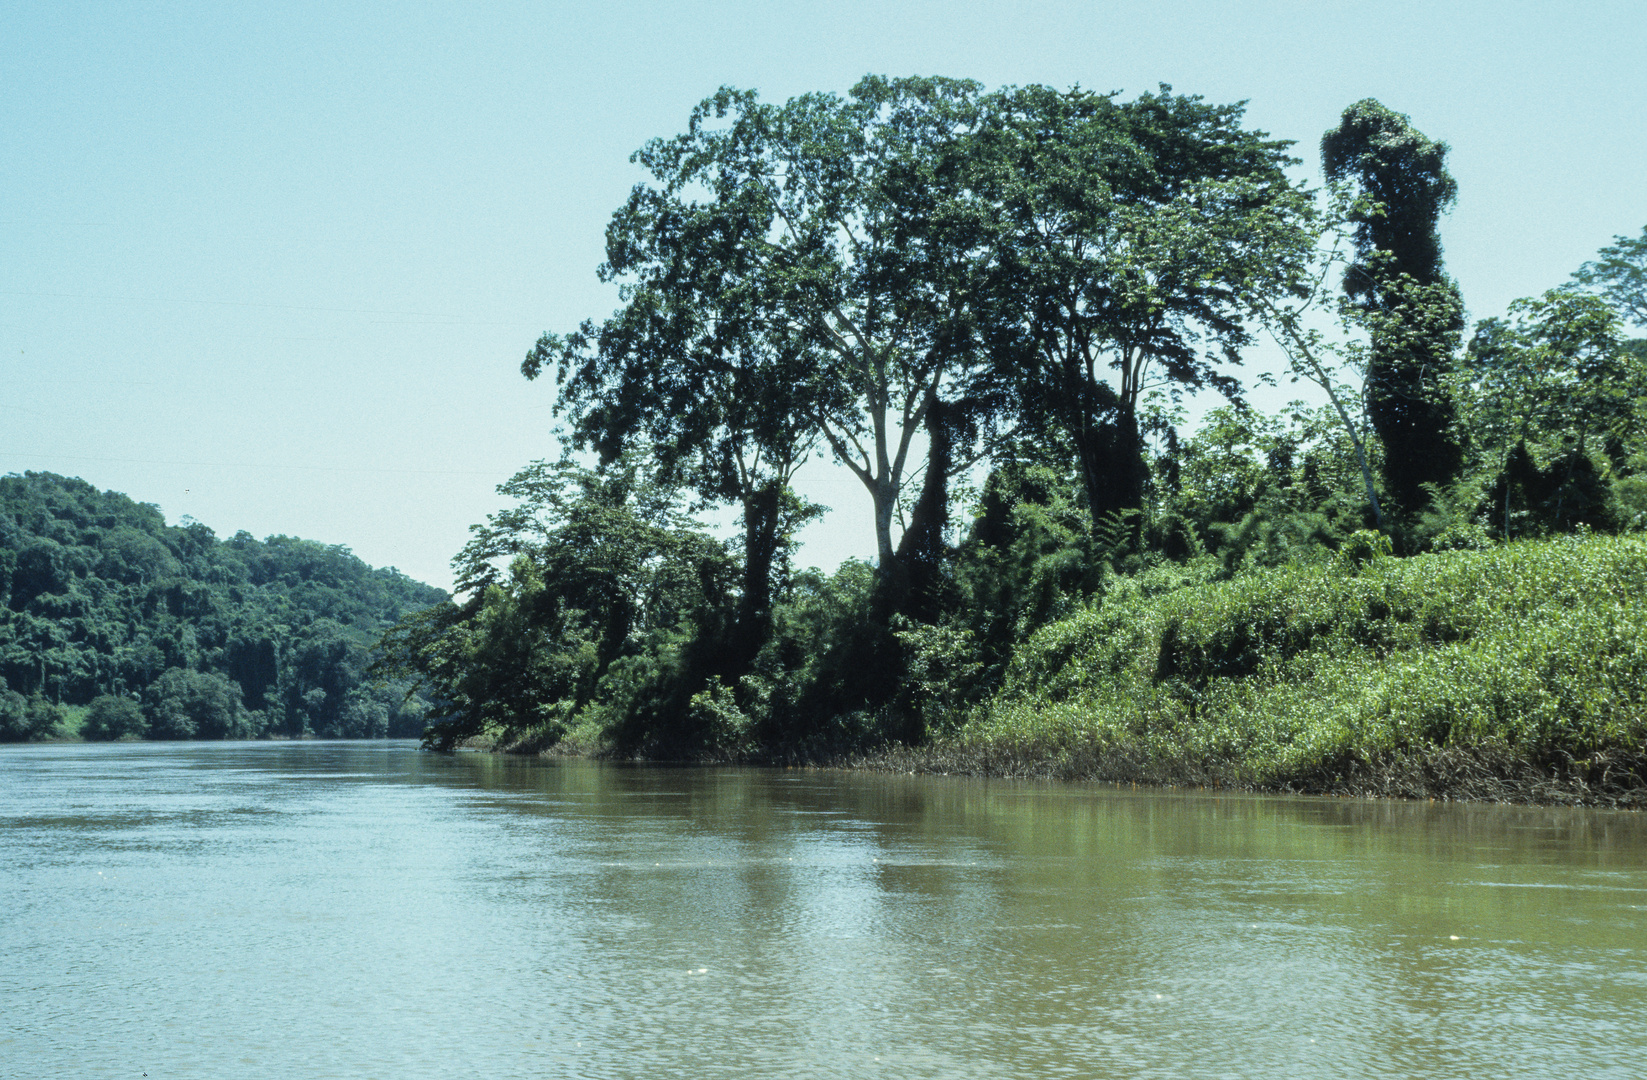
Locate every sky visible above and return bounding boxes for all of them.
[3,1,1643,593]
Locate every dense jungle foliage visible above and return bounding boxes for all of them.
[10,83,1637,788]
[309,79,1647,794]
[0,472,448,742]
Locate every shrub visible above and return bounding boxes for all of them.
[0,683,65,742]
[83,694,147,741]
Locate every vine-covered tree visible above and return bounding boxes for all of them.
[1322,99,1465,514]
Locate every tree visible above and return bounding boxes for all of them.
[452,454,720,653]
[1572,226,1647,328]
[1253,183,1387,529]
[1322,99,1465,514]
[83,694,147,741]
[0,678,63,742]
[387,555,602,751]
[976,84,1314,534]
[281,619,367,738]
[1167,403,1374,572]
[378,454,734,751]
[1460,288,1643,535]
[529,128,826,666]
[540,78,991,592]
[143,667,248,740]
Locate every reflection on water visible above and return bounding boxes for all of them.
[3,742,1645,1079]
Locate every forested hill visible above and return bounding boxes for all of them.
[0,471,449,741]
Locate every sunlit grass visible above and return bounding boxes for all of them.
[959,533,1647,800]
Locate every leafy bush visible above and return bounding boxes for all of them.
[0,680,64,742]
[83,694,147,741]
[144,668,252,740]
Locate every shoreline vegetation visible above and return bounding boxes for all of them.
[493,534,1647,810]
[374,80,1644,812]
[0,472,446,743]
[10,81,1645,813]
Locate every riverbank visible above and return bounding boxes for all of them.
[846,739,1647,809]
[516,730,1647,809]
[888,532,1647,808]
[508,533,1647,809]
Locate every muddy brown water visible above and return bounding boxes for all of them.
[3,741,1645,1078]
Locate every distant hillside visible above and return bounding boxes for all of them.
[0,471,449,741]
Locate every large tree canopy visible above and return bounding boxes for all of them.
[535,77,1314,601]
[532,77,993,592]
[527,94,830,663]
[972,83,1314,532]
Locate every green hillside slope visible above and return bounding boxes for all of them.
[0,472,448,741]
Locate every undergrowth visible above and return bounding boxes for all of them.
[950,533,1647,804]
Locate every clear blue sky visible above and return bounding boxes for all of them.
[3,1,1643,591]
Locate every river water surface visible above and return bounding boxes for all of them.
[3,741,1646,1078]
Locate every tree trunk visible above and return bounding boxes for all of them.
[1073,407,1148,537]
[893,398,955,624]
[872,475,898,577]
[736,482,782,668]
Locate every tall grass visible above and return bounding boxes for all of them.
[956,533,1647,803]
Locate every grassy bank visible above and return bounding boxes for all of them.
[886,533,1647,807]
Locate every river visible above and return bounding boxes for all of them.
[3,741,1645,1078]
